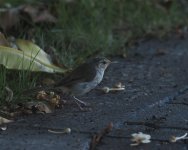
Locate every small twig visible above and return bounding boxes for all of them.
[90,122,113,150]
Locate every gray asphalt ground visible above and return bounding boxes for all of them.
[1,34,188,150]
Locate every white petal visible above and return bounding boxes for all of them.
[131,133,138,137]
[1,126,7,130]
[142,139,151,143]
[137,132,151,139]
[144,135,151,139]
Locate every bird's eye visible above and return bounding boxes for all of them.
[101,61,106,65]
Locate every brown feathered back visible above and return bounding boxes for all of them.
[55,60,97,88]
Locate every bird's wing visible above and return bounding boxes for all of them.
[56,63,96,87]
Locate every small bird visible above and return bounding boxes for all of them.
[24,57,111,110]
[55,57,111,108]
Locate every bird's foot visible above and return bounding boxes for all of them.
[73,96,91,111]
[73,96,90,106]
[75,102,92,111]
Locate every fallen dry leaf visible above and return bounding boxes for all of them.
[90,122,113,150]
[0,116,13,125]
[0,7,21,31]
[0,39,66,73]
[35,102,52,113]
[36,90,61,108]
[0,4,57,32]
[24,101,53,114]
[22,5,57,23]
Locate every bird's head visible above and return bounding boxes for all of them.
[89,57,111,70]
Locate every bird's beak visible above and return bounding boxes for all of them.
[108,60,112,63]
[107,59,112,65]
[105,59,118,67]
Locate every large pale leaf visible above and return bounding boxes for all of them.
[16,39,52,63]
[0,116,13,125]
[0,45,65,73]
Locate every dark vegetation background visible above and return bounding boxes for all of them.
[0,0,188,105]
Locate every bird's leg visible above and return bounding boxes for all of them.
[74,100,85,111]
[73,96,89,106]
[73,96,91,111]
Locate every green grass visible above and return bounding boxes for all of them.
[36,0,188,66]
[0,0,188,106]
[1,0,187,65]
[0,66,37,106]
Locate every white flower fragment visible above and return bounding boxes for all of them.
[48,128,71,134]
[101,87,110,93]
[130,132,151,146]
[170,133,188,143]
[114,82,125,88]
[100,82,125,93]
[1,126,7,131]
[101,86,125,94]
[0,116,13,125]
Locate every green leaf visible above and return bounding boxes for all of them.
[0,44,65,73]
[16,39,52,65]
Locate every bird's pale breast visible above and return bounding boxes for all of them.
[70,68,104,96]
